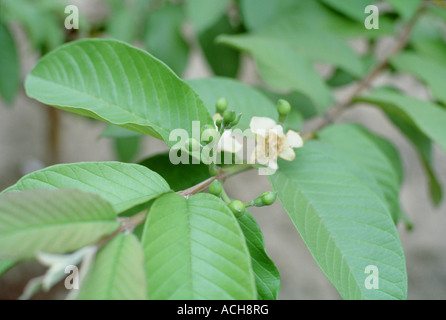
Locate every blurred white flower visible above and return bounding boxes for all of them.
[250,116,303,172]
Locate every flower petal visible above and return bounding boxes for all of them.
[279,147,296,161]
[250,117,276,136]
[218,130,242,153]
[286,130,304,148]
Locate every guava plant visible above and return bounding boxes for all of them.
[0,0,445,300]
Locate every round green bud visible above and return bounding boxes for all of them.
[185,138,200,152]
[277,99,291,116]
[228,200,245,218]
[209,180,223,196]
[261,191,277,206]
[223,110,236,125]
[216,97,228,114]
[209,164,219,176]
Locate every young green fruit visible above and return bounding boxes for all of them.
[209,180,223,196]
[222,110,236,125]
[260,191,277,205]
[277,99,291,116]
[228,200,245,218]
[216,97,228,114]
[209,164,219,176]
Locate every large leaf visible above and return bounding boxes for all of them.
[217,35,333,113]
[0,19,20,105]
[143,3,190,76]
[24,39,213,145]
[269,141,407,300]
[138,152,210,192]
[318,124,405,224]
[357,88,446,153]
[3,162,170,214]
[77,233,147,300]
[188,77,278,130]
[237,210,280,300]
[387,0,422,20]
[0,189,119,259]
[141,192,256,299]
[390,52,446,105]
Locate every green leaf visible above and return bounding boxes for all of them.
[0,259,17,276]
[3,162,170,214]
[217,35,333,113]
[141,192,256,299]
[318,124,406,225]
[387,0,422,20]
[319,0,376,22]
[0,19,20,105]
[113,135,141,163]
[357,88,446,153]
[138,152,211,192]
[411,37,446,67]
[188,77,278,130]
[100,124,142,138]
[0,189,119,259]
[143,3,190,76]
[24,39,213,146]
[239,0,298,31]
[390,52,446,105]
[269,141,407,300]
[198,14,241,78]
[385,113,443,206]
[237,210,280,300]
[186,0,232,33]
[77,233,147,300]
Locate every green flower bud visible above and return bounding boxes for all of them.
[209,163,219,176]
[252,191,277,207]
[216,97,228,114]
[222,110,236,125]
[209,180,223,196]
[228,200,245,218]
[277,99,291,116]
[261,191,277,206]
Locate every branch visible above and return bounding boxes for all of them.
[303,1,427,138]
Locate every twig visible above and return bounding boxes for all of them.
[304,1,427,136]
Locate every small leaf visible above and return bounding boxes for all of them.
[198,14,241,78]
[237,210,280,300]
[269,141,407,299]
[0,19,20,105]
[3,162,170,214]
[0,259,16,277]
[141,193,256,299]
[77,233,147,300]
[113,135,141,163]
[138,152,211,192]
[319,0,376,22]
[143,3,190,76]
[186,0,232,33]
[0,189,119,259]
[24,39,213,146]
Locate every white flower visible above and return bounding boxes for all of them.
[211,113,241,154]
[250,116,303,171]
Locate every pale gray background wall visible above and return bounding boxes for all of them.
[1,0,445,299]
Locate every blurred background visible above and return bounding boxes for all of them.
[0,0,445,299]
